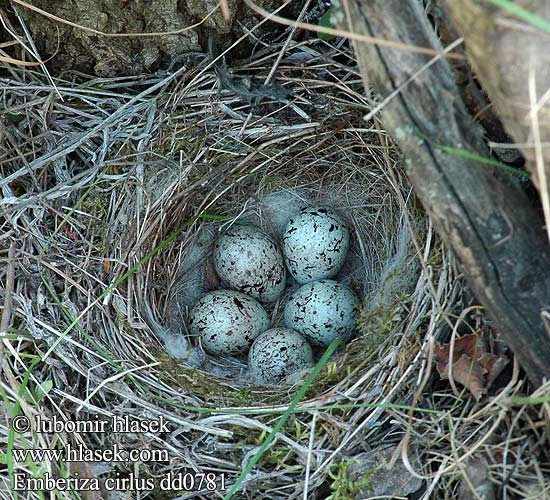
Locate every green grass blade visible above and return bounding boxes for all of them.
[223,338,342,500]
[6,212,231,493]
[433,142,529,178]
[143,387,445,415]
[40,275,119,368]
[4,354,44,497]
[414,128,530,178]
[489,0,550,32]
[508,395,550,405]
[40,213,230,361]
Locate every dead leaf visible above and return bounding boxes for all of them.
[435,333,484,362]
[437,353,487,401]
[434,333,508,401]
[479,352,509,388]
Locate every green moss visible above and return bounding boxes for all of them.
[229,387,256,407]
[153,350,296,407]
[356,301,402,352]
[158,120,206,160]
[79,190,112,250]
[303,360,344,399]
[327,460,383,500]
[154,350,226,400]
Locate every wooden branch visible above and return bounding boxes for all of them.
[443,1,550,189]
[343,0,550,385]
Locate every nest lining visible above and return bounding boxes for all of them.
[159,163,419,382]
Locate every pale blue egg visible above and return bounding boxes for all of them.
[282,206,349,284]
[188,290,270,355]
[283,280,359,347]
[214,225,286,303]
[248,328,313,384]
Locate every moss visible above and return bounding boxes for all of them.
[79,190,112,250]
[153,350,296,407]
[156,117,206,159]
[356,301,402,352]
[327,460,383,500]
[219,425,262,445]
[303,360,344,399]
[229,386,256,407]
[154,350,226,400]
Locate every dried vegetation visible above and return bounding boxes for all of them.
[1,16,549,500]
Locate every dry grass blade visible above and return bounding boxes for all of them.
[243,0,464,60]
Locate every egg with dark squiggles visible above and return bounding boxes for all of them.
[283,279,359,347]
[214,225,286,303]
[282,206,349,284]
[248,328,313,384]
[188,290,270,355]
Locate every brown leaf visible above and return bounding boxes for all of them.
[479,352,509,387]
[435,333,486,363]
[452,355,487,402]
[434,333,508,401]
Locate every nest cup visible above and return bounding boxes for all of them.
[142,143,422,397]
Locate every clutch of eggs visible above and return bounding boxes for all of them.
[214,225,286,303]
[282,206,349,284]
[184,205,358,384]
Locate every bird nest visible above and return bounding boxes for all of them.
[2,32,548,500]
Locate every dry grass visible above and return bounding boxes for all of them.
[1,21,549,500]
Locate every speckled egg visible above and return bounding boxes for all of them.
[248,328,314,384]
[214,225,286,303]
[188,290,270,355]
[283,279,359,347]
[282,206,350,284]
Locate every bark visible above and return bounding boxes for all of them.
[444,1,550,190]
[436,4,524,167]
[344,0,550,385]
[0,0,283,76]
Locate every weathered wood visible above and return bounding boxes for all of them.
[1,0,282,76]
[444,1,550,190]
[344,0,550,385]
